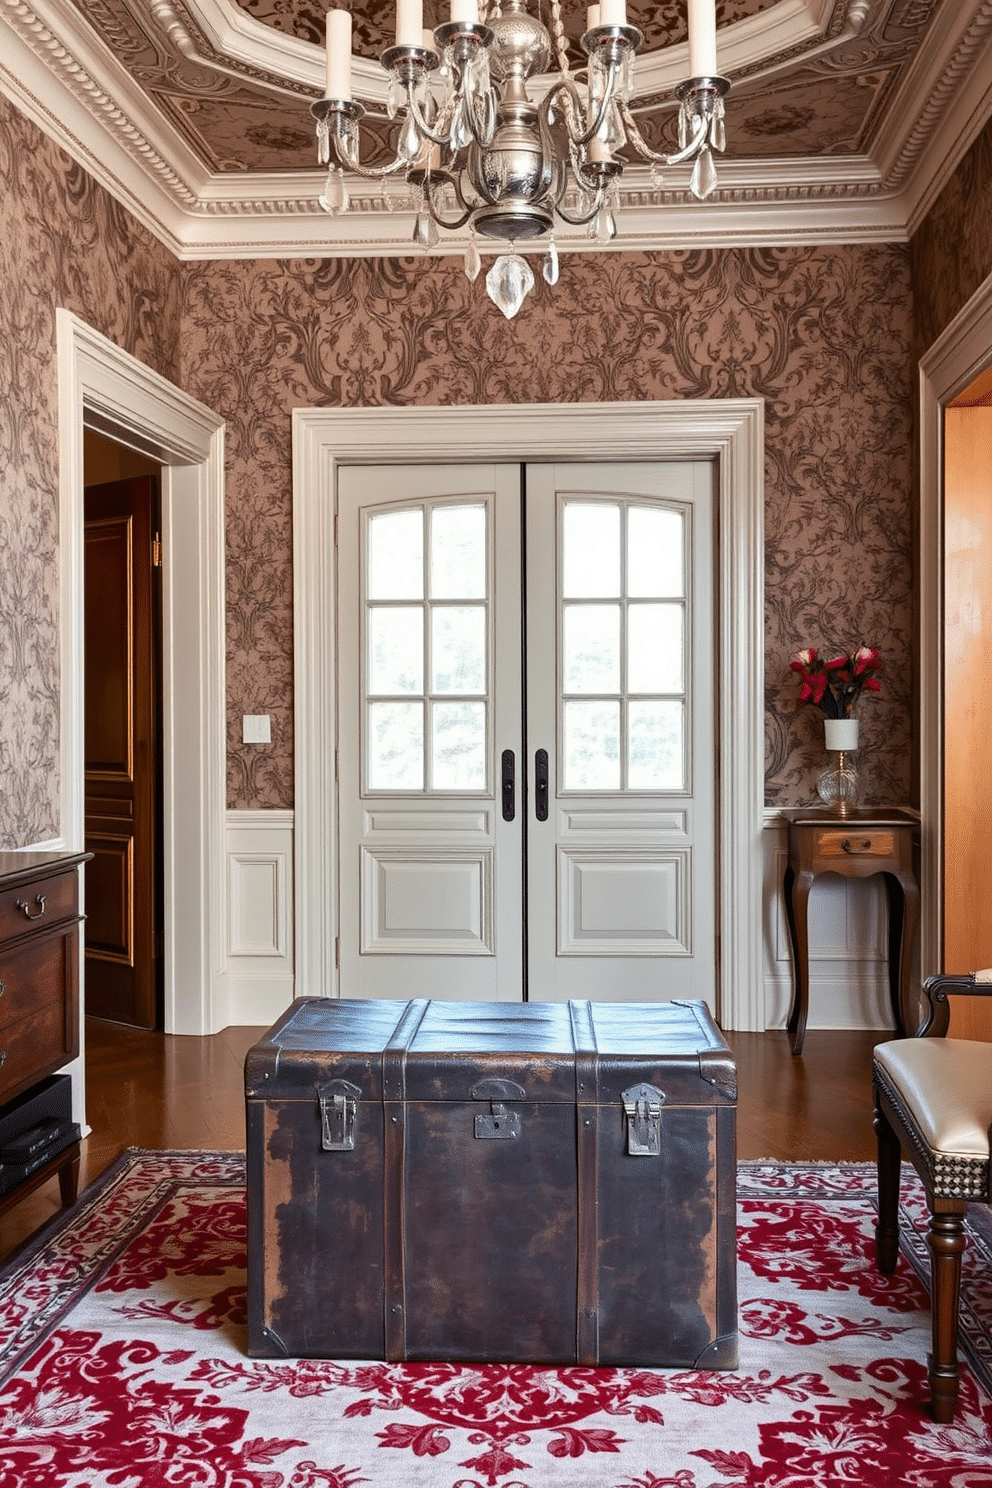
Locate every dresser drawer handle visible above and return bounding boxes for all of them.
[841,838,873,855]
[14,894,47,920]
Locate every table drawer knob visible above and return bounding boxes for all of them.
[841,838,872,855]
[14,894,47,920]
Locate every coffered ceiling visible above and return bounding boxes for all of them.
[1,0,991,258]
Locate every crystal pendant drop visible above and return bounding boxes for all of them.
[464,238,482,282]
[485,254,534,319]
[691,144,718,200]
[713,108,726,154]
[451,97,472,151]
[597,206,616,242]
[387,75,399,121]
[319,166,348,216]
[542,240,559,286]
[413,210,439,250]
[399,111,422,162]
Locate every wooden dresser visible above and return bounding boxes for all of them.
[0,851,88,1106]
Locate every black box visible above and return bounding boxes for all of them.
[0,1074,79,1195]
[245,999,738,1368]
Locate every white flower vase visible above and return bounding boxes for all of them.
[817,717,860,814]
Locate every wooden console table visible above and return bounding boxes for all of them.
[0,849,89,1219]
[781,808,920,1055]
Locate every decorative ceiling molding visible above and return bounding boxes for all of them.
[1,0,990,260]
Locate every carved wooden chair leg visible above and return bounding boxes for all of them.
[873,1101,901,1275]
[927,1202,967,1424]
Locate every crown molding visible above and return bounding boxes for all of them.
[1,0,989,263]
[874,0,992,234]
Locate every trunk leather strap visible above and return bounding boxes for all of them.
[381,999,430,1361]
[570,999,600,1365]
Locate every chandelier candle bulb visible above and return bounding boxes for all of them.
[450,0,480,23]
[395,0,423,48]
[598,0,627,24]
[586,5,601,30]
[688,0,717,76]
[324,8,352,100]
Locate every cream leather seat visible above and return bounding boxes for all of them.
[873,971,992,1423]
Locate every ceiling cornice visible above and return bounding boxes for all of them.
[1,0,989,262]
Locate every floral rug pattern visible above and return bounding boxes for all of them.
[0,1153,990,1487]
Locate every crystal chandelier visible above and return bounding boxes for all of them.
[313,0,729,318]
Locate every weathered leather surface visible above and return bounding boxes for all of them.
[246,999,738,1367]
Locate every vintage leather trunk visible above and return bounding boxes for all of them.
[245,997,737,1368]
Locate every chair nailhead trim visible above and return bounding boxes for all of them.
[873,1066,990,1201]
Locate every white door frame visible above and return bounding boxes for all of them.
[294,400,765,1031]
[57,310,227,1041]
[919,272,992,978]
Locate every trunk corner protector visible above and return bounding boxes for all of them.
[697,1050,737,1100]
[693,1332,739,1370]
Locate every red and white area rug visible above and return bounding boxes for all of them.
[0,1153,990,1487]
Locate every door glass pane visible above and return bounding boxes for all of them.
[431,505,487,599]
[628,604,683,693]
[563,700,620,790]
[432,702,486,789]
[563,605,620,693]
[562,503,620,597]
[368,701,423,789]
[368,509,423,600]
[369,607,423,694]
[432,606,486,694]
[629,700,684,789]
[628,507,684,597]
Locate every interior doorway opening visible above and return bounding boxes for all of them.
[82,431,164,1030]
[941,372,992,1040]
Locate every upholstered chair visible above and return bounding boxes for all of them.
[873,971,992,1422]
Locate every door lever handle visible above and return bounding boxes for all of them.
[535,749,549,822]
[501,749,515,822]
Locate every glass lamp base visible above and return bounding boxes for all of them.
[816,749,860,815]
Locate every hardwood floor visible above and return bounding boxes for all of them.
[0,1017,891,1267]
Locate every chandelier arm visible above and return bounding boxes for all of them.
[617,98,708,168]
[544,66,617,151]
[552,182,606,227]
[403,82,460,149]
[421,174,475,231]
[331,129,412,180]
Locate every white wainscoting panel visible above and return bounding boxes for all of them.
[558,847,690,956]
[361,847,494,955]
[763,813,897,1032]
[224,810,295,1026]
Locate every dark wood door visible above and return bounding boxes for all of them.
[84,477,161,1028]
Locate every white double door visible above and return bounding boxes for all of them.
[337,459,716,1006]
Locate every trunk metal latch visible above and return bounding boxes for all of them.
[622,1083,665,1156]
[471,1077,525,1140]
[318,1079,360,1151]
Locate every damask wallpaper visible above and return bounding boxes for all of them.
[911,114,992,358]
[13,82,992,838]
[180,244,916,811]
[0,96,181,848]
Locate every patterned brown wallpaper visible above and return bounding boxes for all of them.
[0,95,181,849]
[911,115,992,358]
[180,244,915,811]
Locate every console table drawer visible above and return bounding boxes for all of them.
[812,829,897,863]
[0,871,79,943]
[0,994,78,1101]
[0,930,76,1030]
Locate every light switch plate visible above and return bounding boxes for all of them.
[242,714,271,744]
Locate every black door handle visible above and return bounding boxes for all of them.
[501,749,515,822]
[535,749,549,821]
